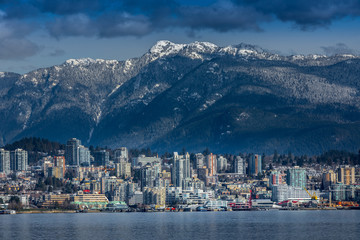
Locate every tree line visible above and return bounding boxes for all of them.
[2,137,360,167]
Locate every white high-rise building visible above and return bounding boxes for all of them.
[65,138,90,166]
[195,153,205,169]
[234,156,245,175]
[184,152,190,179]
[10,149,28,171]
[0,148,10,174]
[116,160,131,179]
[114,147,128,162]
[140,161,161,190]
[79,145,91,166]
[172,152,191,187]
[217,155,227,172]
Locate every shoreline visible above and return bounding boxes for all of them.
[5,207,359,214]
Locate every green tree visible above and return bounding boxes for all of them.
[181,147,186,155]
[273,150,278,163]
[145,148,152,157]
[8,196,22,211]
[63,183,74,194]
[54,201,60,209]
[261,153,265,170]
[64,170,75,180]
[269,163,273,170]
[203,147,210,156]
[62,199,76,210]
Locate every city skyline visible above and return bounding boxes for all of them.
[1,139,360,211]
[1,2,360,239]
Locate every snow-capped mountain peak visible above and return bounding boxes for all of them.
[2,40,360,154]
[64,58,119,66]
[65,58,97,66]
[148,40,220,61]
[149,40,186,57]
[186,41,218,53]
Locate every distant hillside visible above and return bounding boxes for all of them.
[1,41,360,155]
[3,137,64,153]
[3,137,65,164]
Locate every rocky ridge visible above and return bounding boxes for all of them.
[1,40,360,154]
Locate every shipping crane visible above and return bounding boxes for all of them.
[304,187,318,200]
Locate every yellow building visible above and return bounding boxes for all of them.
[42,194,71,207]
[72,191,109,203]
[322,170,337,189]
[337,166,355,185]
[115,161,131,178]
[52,166,64,179]
[143,187,166,206]
[71,191,109,210]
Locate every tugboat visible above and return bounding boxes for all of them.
[229,190,255,211]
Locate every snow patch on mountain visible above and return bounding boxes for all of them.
[187,41,218,53]
[149,40,186,59]
[123,59,134,73]
[239,49,257,55]
[338,54,356,58]
[31,78,38,85]
[148,40,220,61]
[236,112,250,121]
[95,109,102,125]
[65,58,119,67]
[253,67,358,105]
[66,58,96,66]
[220,46,238,56]
[108,83,123,97]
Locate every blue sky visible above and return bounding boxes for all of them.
[1,0,360,73]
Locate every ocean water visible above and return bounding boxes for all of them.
[1,210,360,240]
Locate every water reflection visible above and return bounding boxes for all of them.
[0,211,359,240]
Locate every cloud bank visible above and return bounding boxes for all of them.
[321,43,358,56]
[1,0,360,59]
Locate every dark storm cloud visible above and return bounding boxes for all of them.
[121,0,178,14]
[0,38,40,59]
[33,0,176,17]
[46,12,153,38]
[2,20,37,37]
[0,17,41,59]
[96,13,152,38]
[33,0,109,15]
[1,2,40,19]
[42,0,268,38]
[178,2,269,32]
[321,43,358,56]
[42,0,178,38]
[46,0,360,37]
[2,0,360,38]
[47,14,96,37]
[233,0,360,28]
[0,0,360,60]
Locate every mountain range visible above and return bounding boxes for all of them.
[1,40,360,155]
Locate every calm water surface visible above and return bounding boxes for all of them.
[1,210,359,240]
